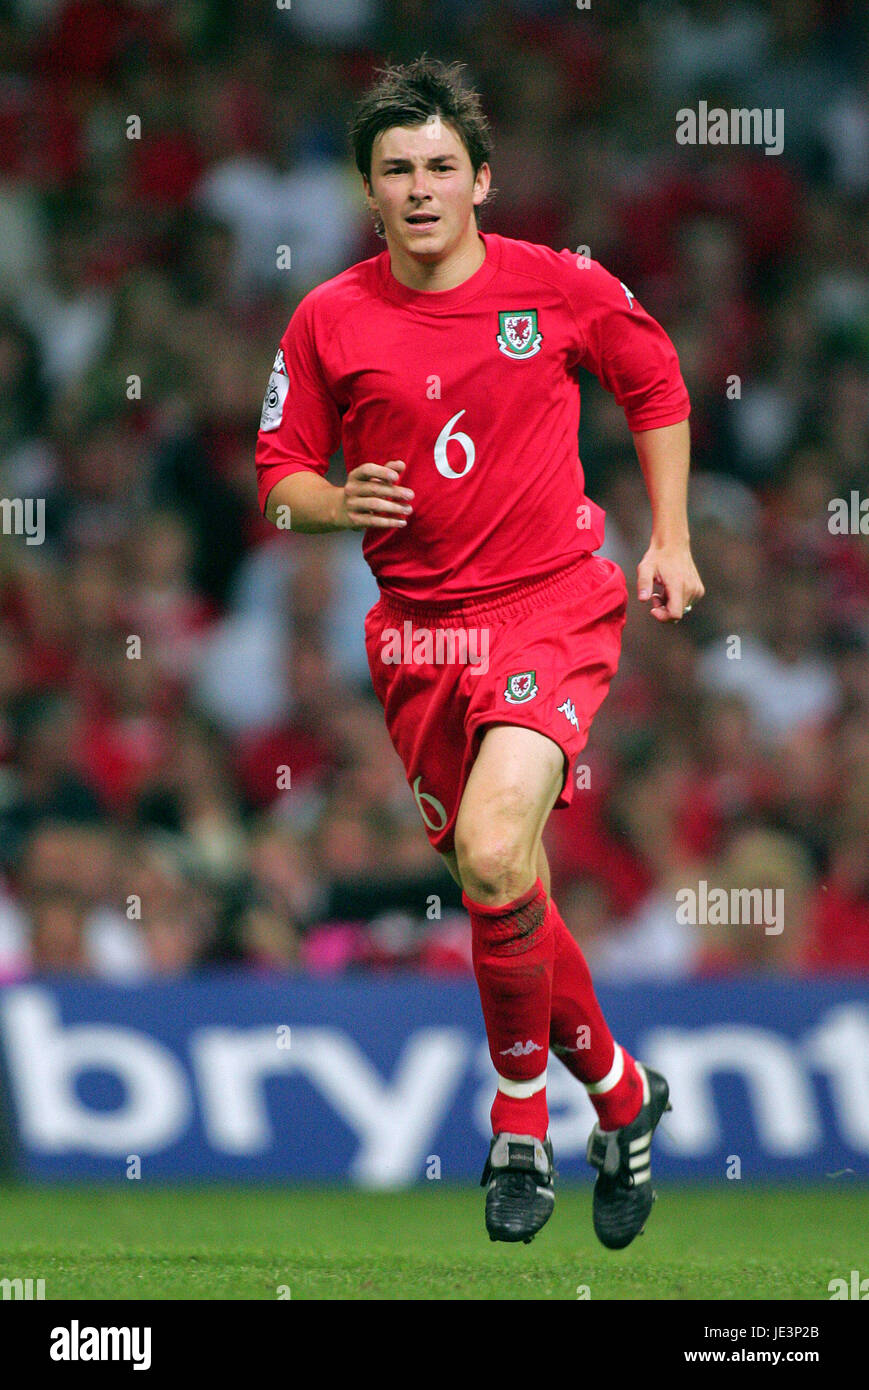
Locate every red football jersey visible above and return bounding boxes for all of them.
[256,232,690,604]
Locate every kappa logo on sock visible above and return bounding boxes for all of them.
[499,1040,544,1057]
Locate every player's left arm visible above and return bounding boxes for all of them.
[569,256,704,623]
[633,418,705,623]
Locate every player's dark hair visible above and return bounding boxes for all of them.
[349,55,494,228]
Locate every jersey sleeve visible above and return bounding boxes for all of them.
[565,255,690,432]
[255,292,342,515]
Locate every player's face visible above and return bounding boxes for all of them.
[365,122,489,261]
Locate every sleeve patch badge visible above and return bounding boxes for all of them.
[259,348,289,432]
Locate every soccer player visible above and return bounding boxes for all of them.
[256,58,704,1248]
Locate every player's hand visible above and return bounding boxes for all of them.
[338,459,415,530]
[637,541,705,622]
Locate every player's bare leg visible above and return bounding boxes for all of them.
[443,723,670,1247]
[453,723,563,905]
[446,724,559,1240]
[439,840,550,895]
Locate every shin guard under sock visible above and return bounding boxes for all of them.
[547,895,643,1130]
[463,877,553,1141]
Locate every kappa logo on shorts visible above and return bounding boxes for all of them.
[557,697,579,729]
[496,310,542,359]
[504,670,539,703]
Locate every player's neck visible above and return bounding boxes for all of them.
[386,229,486,293]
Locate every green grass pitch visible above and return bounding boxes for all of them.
[1,1184,867,1300]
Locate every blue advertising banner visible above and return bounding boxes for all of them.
[0,976,867,1184]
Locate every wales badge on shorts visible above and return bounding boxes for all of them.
[504,670,539,703]
[497,310,542,358]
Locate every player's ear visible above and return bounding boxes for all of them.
[362,177,386,238]
[472,163,492,205]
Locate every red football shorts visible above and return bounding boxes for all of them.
[364,554,628,854]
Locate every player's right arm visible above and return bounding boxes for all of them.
[264,460,413,532]
[256,291,413,534]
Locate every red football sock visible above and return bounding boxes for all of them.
[547,896,643,1131]
[463,877,553,1142]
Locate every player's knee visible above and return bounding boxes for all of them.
[456,835,536,905]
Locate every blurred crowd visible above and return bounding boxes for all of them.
[0,0,867,981]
